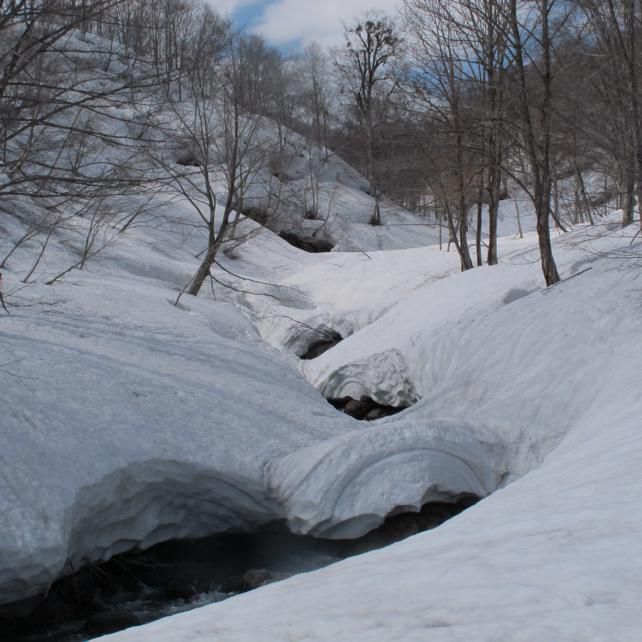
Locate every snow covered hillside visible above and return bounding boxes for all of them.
[94,221,642,642]
[2,24,641,641]
[3,150,642,642]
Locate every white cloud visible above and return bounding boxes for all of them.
[251,0,402,48]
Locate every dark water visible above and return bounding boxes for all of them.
[0,499,478,642]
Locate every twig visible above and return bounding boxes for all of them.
[0,273,8,314]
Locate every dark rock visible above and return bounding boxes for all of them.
[176,154,201,167]
[218,576,247,594]
[328,395,408,421]
[327,397,351,410]
[365,407,389,421]
[279,231,334,253]
[343,397,375,420]
[219,569,276,594]
[242,568,275,590]
[83,611,141,636]
[165,578,197,601]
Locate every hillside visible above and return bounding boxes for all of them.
[2,9,642,642]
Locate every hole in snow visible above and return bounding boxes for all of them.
[300,330,343,360]
[0,498,478,641]
[328,395,411,421]
[175,154,201,168]
[502,288,531,305]
[279,231,334,253]
[239,205,270,227]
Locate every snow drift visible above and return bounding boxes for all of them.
[97,225,642,642]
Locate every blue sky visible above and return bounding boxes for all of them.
[231,2,269,28]
[210,0,401,48]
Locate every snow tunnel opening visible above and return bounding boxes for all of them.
[279,231,334,253]
[0,497,480,642]
[300,330,344,360]
[328,395,411,421]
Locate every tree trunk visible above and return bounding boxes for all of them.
[185,207,217,297]
[621,158,635,226]
[535,176,560,286]
[509,0,560,285]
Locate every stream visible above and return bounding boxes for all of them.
[0,498,478,642]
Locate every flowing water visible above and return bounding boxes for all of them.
[0,499,478,642]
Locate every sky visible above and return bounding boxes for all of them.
[209,0,402,49]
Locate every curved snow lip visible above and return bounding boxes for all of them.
[282,316,356,357]
[0,461,282,607]
[270,417,506,539]
[317,349,419,408]
[64,460,280,564]
[0,426,503,608]
[287,324,345,358]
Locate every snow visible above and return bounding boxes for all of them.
[4,203,641,640]
[0,151,466,606]
[95,224,642,641]
[0,271,350,604]
[2,29,641,638]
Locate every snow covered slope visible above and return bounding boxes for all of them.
[4,22,639,641]
[0,226,501,604]
[0,268,353,605]
[0,193,492,605]
[98,225,642,641]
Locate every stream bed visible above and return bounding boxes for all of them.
[0,498,478,642]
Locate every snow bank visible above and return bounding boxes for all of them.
[0,274,349,605]
[98,230,642,642]
[272,416,504,538]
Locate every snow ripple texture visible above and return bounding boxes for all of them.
[0,277,502,607]
[271,417,505,539]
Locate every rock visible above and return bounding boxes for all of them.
[83,611,141,636]
[219,569,276,594]
[300,332,343,360]
[328,395,408,421]
[327,397,351,410]
[343,397,374,420]
[218,577,246,594]
[242,568,275,590]
[365,407,389,421]
[175,153,201,167]
[165,578,197,601]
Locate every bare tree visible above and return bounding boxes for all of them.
[405,0,476,270]
[336,14,401,225]
[302,43,331,156]
[576,0,642,229]
[149,26,274,301]
[504,0,570,285]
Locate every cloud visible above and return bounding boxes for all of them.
[251,0,402,48]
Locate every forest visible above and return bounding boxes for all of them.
[2,0,641,291]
